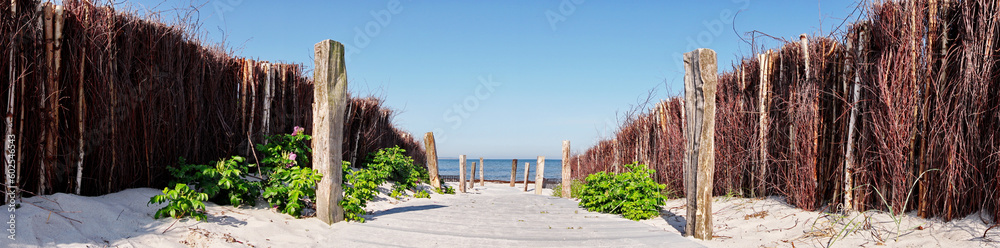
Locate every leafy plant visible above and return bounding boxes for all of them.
[256,126,312,173]
[414,190,430,199]
[148,183,209,221]
[390,187,407,200]
[341,161,381,222]
[578,163,666,221]
[365,146,421,190]
[263,165,323,217]
[552,179,585,198]
[168,156,260,207]
[434,184,455,195]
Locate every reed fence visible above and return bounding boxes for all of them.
[1,0,423,196]
[571,0,1000,222]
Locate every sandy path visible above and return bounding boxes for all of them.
[7,182,704,248]
[333,183,704,247]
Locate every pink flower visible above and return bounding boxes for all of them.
[292,126,305,136]
[288,153,297,161]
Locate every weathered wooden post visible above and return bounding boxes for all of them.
[756,50,773,197]
[523,162,530,192]
[682,48,717,240]
[312,39,349,224]
[561,141,571,198]
[470,162,476,189]
[479,157,485,186]
[509,159,518,187]
[424,132,440,190]
[535,156,545,195]
[459,155,467,193]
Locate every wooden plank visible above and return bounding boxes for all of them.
[535,156,545,195]
[425,132,441,190]
[470,162,477,189]
[509,159,518,187]
[460,155,467,193]
[523,162,530,192]
[683,48,717,240]
[312,40,349,224]
[479,157,485,186]
[756,51,773,197]
[561,141,571,198]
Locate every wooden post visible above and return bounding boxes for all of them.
[424,132,440,190]
[470,162,476,189]
[844,28,866,212]
[74,10,87,195]
[682,48,717,240]
[523,162,530,192]
[535,156,545,195]
[312,40,348,224]
[459,155,467,193]
[509,159,518,187]
[756,51,773,197]
[479,157,485,186]
[561,141,571,198]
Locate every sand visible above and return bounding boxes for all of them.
[7,182,998,247]
[6,182,700,247]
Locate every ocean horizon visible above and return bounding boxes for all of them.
[436,158,563,182]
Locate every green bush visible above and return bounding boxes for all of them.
[148,183,209,221]
[167,156,261,207]
[414,190,430,199]
[263,165,323,217]
[256,126,311,173]
[339,146,429,222]
[340,161,382,222]
[434,184,455,195]
[552,179,585,198]
[578,163,666,221]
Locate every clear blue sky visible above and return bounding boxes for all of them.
[129,0,860,159]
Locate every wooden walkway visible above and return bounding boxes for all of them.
[328,183,705,247]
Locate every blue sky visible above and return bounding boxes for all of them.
[129,0,861,159]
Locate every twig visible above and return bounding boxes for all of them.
[20,200,82,224]
[162,218,179,234]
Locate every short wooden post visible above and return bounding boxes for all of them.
[459,155,467,193]
[682,48,717,240]
[312,39,349,224]
[424,132,440,190]
[523,162,530,192]
[561,141,571,198]
[535,156,545,195]
[509,159,518,187]
[479,157,485,186]
[469,162,476,189]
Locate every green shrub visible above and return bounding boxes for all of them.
[434,184,455,195]
[168,156,260,207]
[263,165,323,217]
[552,179,585,198]
[365,146,421,190]
[414,190,430,199]
[148,183,209,221]
[256,126,311,173]
[578,163,666,221]
[340,161,382,222]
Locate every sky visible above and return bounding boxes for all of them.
[127,0,862,159]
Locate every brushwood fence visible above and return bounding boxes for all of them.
[1,0,423,196]
[571,0,1000,222]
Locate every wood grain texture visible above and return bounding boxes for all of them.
[312,39,348,224]
[683,48,717,240]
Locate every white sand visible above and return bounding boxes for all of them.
[8,182,997,247]
[636,196,1000,247]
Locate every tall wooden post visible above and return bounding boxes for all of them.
[470,162,476,189]
[312,40,349,224]
[509,159,518,187]
[535,156,545,195]
[479,157,485,186]
[561,141,571,198]
[756,51,773,197]
[459,155,467,193]
[523,162,530,192]
[424,132,440,190]
[683,48,717,240]
[845,28,866,211]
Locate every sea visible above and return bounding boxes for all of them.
[436,158,563,182]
